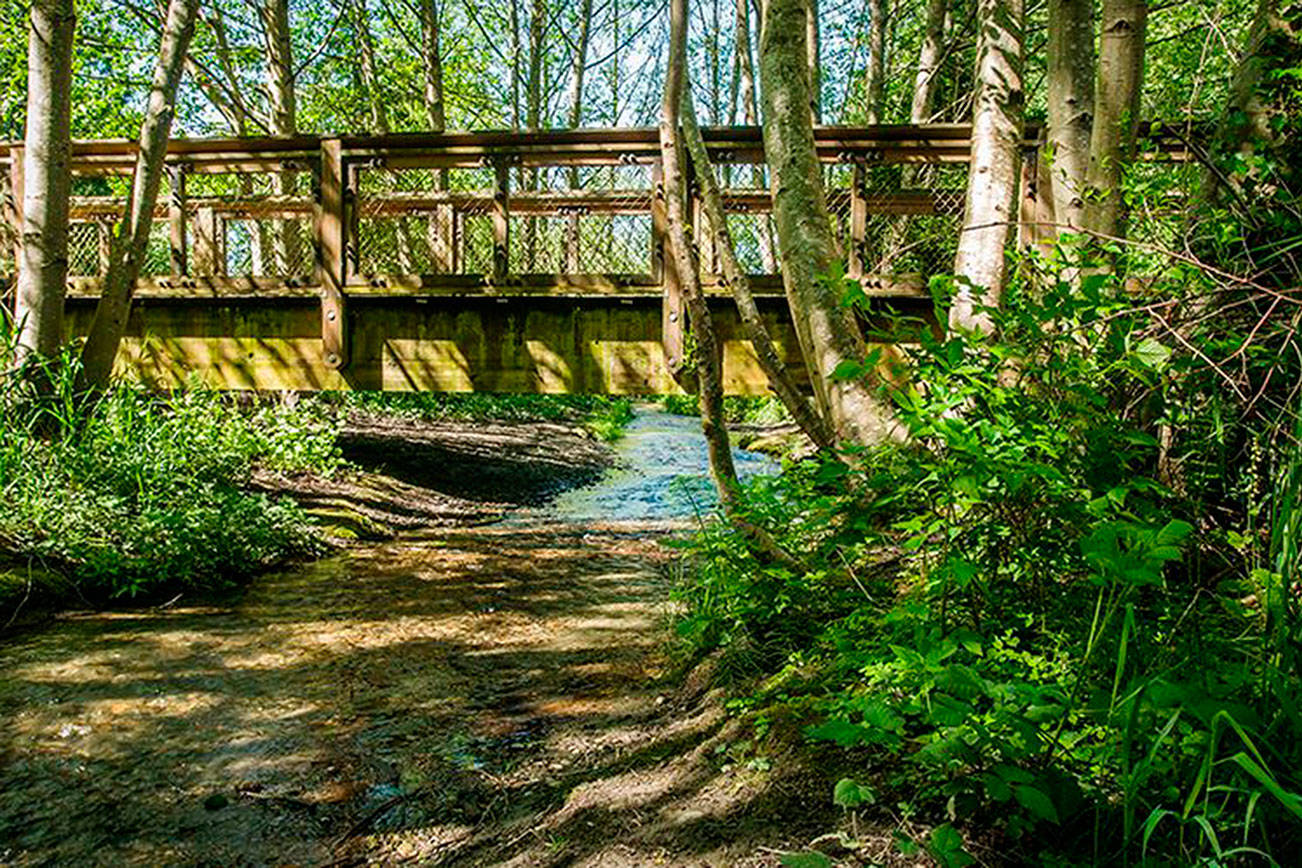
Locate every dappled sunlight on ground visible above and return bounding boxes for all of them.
[0,524,830,866]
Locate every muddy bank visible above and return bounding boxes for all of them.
[253,416,618,538]
[0,524,840,867]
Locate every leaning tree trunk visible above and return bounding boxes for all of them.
[950,0,1024,335]
[662,0,741,507]
[79,0,200,388]
[760,0,900,446]
[806,0,821,121]
[682,95,836,450]
[1046,0,1095,231]
[13,0,75,371]
[1084,0,1146,238]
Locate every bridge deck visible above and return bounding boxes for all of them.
[1,124,1188,393]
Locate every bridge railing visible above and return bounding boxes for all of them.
[1,124,1192,370]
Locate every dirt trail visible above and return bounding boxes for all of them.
[0,523,825,867]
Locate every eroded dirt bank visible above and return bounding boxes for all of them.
[0,522,833,867]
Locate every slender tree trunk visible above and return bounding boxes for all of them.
[865,0,887,123]
[13,0,75,370]
[260,0,299,274]
[1046,0,1095,231]
[79,0,199,388]
[525,0,546,129]
[510,0,522,127]
[950,0,1024,335]
[735,0,775,270]
[353,0,389,134]
[662,0,741,505]
[682,97,836,450]
[760,0,900,446]
[565,0,593,268]
[421,0,446,132]
[910,0,948,123]
[1084,0,1146,237]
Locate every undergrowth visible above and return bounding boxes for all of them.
[674,262,1302,865]
[0,342,339,607]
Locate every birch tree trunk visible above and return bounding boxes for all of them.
[760,0,900,446]
[950,0,1024,335]
[865,0,887,124]
[910,0,948,123]
[259,0,299,275]
[13,0,75,370]
[1046,0,1095,231]
[79,0,199,388]
[661,0,741,505]
[682,97,836,450]
[1084,0,1146,237]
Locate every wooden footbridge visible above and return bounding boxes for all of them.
[0,125,1186,394]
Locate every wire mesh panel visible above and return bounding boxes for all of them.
[509,164,654,276]
[67,222,103,278]
[184,170,314,279]
[355,166,493,275]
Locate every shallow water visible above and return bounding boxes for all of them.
[527,405,779,523]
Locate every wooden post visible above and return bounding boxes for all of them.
[167,164,187,277]
[492,158,510,280]
[192,207,223,275]
[848,162,868,277]
[97,218,112,274]
[651,159,688,382]
[691,190,716,276]
[316,138,348,369]
[564,211,581,274]
[344,162,360,278]
[430,205,455,272]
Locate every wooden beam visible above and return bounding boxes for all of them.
[491,158,510,281]
[317,138,348,369]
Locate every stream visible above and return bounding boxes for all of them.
[528,405,781,524]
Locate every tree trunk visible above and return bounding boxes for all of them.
[525,0,547,129]
[13,0,75,370]
[259,0,299,275]
[79,0,199,388]
[760,0,900,446]
[910,0,948,123]
[950,0,1024,335]
[865,0,888,123]
[1084,0,1146,237]
[682,96,836,450]
[421,0,446,132]
[662,0,741,506]
[806,0,821,121]
[354,0,390,134]
[1046,0,1095,231]
[565,0,593,267]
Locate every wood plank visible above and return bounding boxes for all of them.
[168,165,187,277]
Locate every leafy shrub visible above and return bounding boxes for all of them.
[675,263,1302,864]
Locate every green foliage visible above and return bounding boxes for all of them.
[674,261,1302,863]
[0,323,337,601]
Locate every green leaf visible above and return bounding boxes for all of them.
[1013,784,1060,824]
[833,777,877,809]
[927,824,975,867]
[780,852,833,868]
[1133,337,1172,369]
